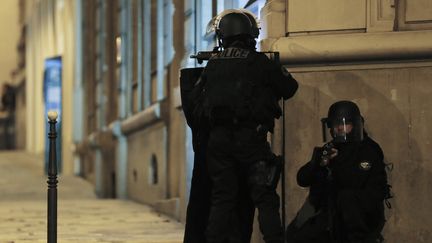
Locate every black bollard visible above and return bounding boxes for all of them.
[47,111,58,243]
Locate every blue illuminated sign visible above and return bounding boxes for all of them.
[43,56,62,174]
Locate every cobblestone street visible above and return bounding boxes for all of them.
[0,151,184,243]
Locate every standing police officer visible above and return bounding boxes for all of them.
[189,10,298,243]
[286,100,389,243]
[182,9,263,243]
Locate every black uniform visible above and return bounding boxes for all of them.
[192,41,297,243]
[181,67,256,243]
[287,135,388,243]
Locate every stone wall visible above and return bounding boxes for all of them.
[279,65,432,242]
[256,0,432,241]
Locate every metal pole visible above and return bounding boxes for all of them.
[274,52,287,239]
[47,111,58,243]
[281,96,286,239]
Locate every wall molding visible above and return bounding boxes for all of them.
[286,60,432,73]
[397,0,432,30]
[260,0,285,39]
[120,103,162,135]
[270,30,432,65]
[367,0,395,32]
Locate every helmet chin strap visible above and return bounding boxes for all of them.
[332,135,348,144]
[331,130,359,144]
[330,128,349,144]
[217,37,223,49]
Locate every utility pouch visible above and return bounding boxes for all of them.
[249,155,283,189]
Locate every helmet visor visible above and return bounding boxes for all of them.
[321,116,364,143]
[205,16,217,39]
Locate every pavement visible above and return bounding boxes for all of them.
[0,151,184,243]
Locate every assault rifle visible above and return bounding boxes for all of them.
[190,47,221,64]
[190,47,280,65]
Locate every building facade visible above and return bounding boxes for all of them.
[262,0,432,242]
[18,0,432,242]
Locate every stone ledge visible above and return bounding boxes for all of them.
[120,103,161,135]
[269,30,432,65]
[172,86,182,109]
[154,197,180,221]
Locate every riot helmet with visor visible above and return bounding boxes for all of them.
[238,9,260,39]
[216,12,253,40]
[206,9,259,39]
[321,100,364,144]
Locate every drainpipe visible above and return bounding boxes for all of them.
[110,0,130,200]
[73,0,84,176]
[111,121,128,199]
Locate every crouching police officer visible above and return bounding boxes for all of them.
[286,100,390,243]
[190,9,298,243]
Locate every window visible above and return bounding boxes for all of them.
[118,0,174,117]
[84,0,110,130]
[149,154,158,185]
[83,0,97,133]
[95,0,108,128]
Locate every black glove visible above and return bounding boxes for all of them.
[320,142,335,166]
[310,143,336,167]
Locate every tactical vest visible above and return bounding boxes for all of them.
[193,47,282,131]
[201,47,258,123]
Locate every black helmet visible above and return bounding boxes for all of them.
[321,100,364,143]
[216,11,253,39]
[238,9,260,38]
[206,9,260,40]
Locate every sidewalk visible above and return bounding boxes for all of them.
[0,151,184,243]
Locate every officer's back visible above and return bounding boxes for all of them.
[198,10,298,243]
[201,38,297,132]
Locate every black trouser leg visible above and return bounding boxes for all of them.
[205,164,241,243]
[250,184,284,243]
[285,209,331,243]
[183,153,212,243]
[337,190,370,243]
[205,126,270,243]
[237,168,255,243]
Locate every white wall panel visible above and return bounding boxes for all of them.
[287,0,366,33]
